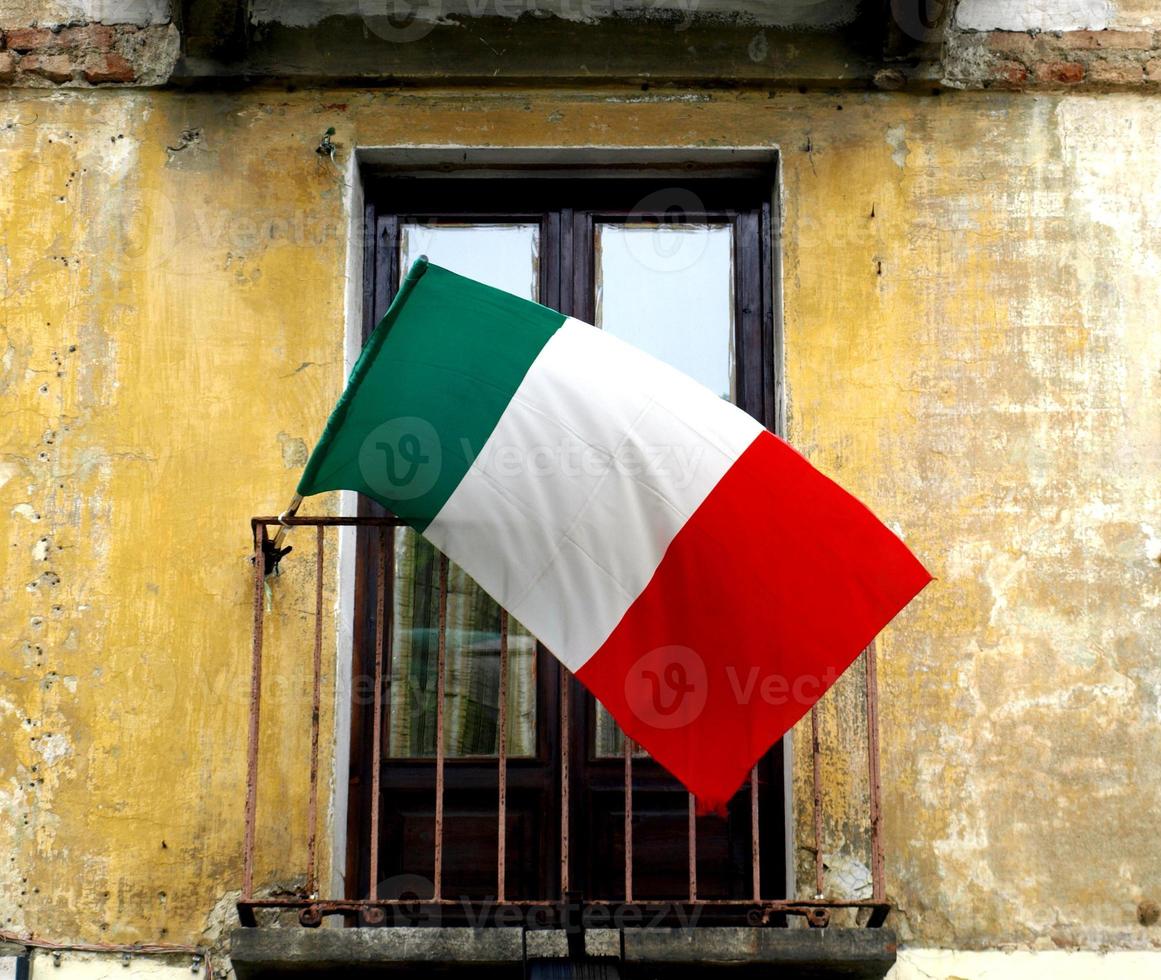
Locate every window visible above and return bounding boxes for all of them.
[347,169,784,914]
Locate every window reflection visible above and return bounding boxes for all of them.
[595,222,735,401]
[400,223,540,300]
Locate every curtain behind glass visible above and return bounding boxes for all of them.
[388,529,537,757]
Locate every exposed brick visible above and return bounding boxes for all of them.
[5,27,58,53]
[986,31,1035,57]
[1033,61,1086,85]
[0,50,16,83]
[1087,60,1145,85]
[60,24,117,52]
[82,52,136,84]
[22,52,73,83]
[990,59,1029,87]
[1059,29,1156,51]
[1146,58,1161,82]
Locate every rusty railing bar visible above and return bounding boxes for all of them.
[750,766,761,901]
[242,513,891,922]
[240,896,888,911]
[811,705,824,898]
[560,667,570,897]
[623,732,633,903]
[497,609,509,903]
[305,526,325,896]
[368,527,389,901]
[865,642,885,902]
[688,793,698,903]
[252,515,405,527]
[242,524,267,901]
[433,553,449,901]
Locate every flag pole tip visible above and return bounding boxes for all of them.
[407,255,430,282]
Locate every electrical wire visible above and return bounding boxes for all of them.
[0,929,215,979]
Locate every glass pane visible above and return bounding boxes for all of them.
[390,223,540,758]
[593,220,736,757]
[595,222,735,401]
[388,529,538,758]
[400,222,539,300]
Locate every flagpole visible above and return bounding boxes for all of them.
[272,493,303,551]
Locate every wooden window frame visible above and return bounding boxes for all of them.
[346,165,786,911]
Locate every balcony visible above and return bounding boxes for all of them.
[231,515,896,979]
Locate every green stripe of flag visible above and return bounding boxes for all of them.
[297,257,566,529]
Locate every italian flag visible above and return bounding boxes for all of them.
[299,257,931,812]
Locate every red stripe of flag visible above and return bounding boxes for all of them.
[576,430,932,814]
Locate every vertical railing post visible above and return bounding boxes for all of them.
[865,642,885,903]
[497,610,509,904]
[242,523,267,901]
[750,766,761,901]
[433,554,449,901]
[623,733,633,902]
[305,526,325,897]
[811,706,825,899]
[559,669,570,898]
[687,794,698,903]
[368,527,389,901]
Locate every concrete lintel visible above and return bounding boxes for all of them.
[172,12,912,88]
[355,144,780,178]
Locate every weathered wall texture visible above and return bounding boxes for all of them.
[1,86,1159,963]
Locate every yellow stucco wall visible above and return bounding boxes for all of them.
[1,87,1158,953]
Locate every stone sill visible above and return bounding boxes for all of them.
[230,926,897,979]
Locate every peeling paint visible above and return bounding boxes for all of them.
[35,731,71,765]
[956,0,1113,33]
[277,433,309,469]
[885,124,909,169]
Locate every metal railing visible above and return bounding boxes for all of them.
[238,515,890,930]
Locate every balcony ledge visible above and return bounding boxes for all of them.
[230,926,897,979]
